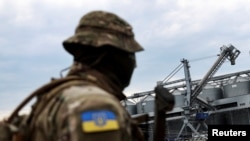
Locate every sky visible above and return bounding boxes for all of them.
[1,0,250,119]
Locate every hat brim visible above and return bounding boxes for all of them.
[63,30,143,55]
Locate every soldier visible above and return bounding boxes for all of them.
[0,10,145,141]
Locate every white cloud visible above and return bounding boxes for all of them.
[11,1,36,25]
[5,1,39,26]
[147,0,250,42]
[1,0,250,114]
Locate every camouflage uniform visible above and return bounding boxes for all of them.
[0,11,145,141]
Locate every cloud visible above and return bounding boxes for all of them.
[1,0,250,117]
[137,0,250,44]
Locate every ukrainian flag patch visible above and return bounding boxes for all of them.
[81,110,119,133]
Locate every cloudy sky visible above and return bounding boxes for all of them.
[1,0,250,119]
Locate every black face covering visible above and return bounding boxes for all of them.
[73,45,136,89]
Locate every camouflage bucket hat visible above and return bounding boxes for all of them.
[63,10,143,55]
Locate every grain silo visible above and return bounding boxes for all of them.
[136,95,155,114]
[121,100,137,115]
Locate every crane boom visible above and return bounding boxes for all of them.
[190,45,240,109]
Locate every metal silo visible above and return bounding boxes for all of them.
[121,100,137,115]
[171,89,186,108]
[223,79,250,98]
[200,87,224,102]
[136,95,155,114]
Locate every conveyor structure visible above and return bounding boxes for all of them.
[125,44,247,141]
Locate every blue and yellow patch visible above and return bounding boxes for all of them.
[81,110,119,133]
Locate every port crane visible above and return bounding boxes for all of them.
[175,45,240,140]
[189,45,240,109]
[128,44,240,106]
[127,44,240,140]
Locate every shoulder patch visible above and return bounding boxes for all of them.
[81,110,119,133]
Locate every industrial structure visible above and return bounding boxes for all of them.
[122,45,250,141]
